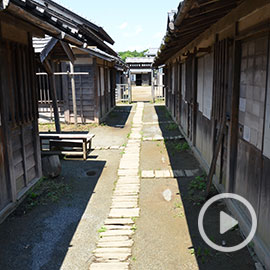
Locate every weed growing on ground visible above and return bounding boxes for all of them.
[97,226,107,233]
[189,175,207,191]
[174,200,183,209]
[166,141,190,156]
[127,132,131,138]
[166,123,178,131]
[16,177,71,214]
[193,246,213,263]
[131,217,137,222]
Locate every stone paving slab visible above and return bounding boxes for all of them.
[113,191,139,196]
[104,225,132,230]
[155,170,172,178]
[98,236,130,242]
[95,252,131,262]
[111,202,138,208]
[94,247,131,254]
[97,240,133,248]
[114,186,140,193]
[118,169,139,176]
[115,184,140,188]
[141,170,155,178]
[104,218,134,225]
[90,262,129,270]
[184,169,200,177]
[117,180,140,185]
[89,103,144,270]
[100,230,134,237]
[142,135,184,141]
[109,208,140,218]
[173,170,186,177]
[112,197,138,202]
[141,169,188,178]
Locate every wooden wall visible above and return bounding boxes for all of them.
[0,19,42,221]
[163,1,270,268]
[37,57,117,124]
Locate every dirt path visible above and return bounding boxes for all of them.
[131,103,255,270]
[131,86,152,102]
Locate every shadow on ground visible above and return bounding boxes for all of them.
[154,105,255,270]
[0,159,105,270]
[102,105,132,127]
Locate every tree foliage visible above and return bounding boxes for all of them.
[118,50,148,61]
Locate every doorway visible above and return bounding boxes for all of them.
[136,74,142,86]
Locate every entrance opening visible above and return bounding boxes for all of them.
[136,74,142,86]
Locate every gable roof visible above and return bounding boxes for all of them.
[1,0,118,56]
[154,0,243,66]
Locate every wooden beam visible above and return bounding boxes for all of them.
[44,59,61,133]
[0,12,44,38]
[60,41,76,63]
[69,62,78,126]
[188,0,237,18]
[226,26,241,192]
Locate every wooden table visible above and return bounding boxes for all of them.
[40,133,95,160]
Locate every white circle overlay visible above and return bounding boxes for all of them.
[198,193,257,252]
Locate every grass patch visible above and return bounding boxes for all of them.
[39,123,98,132]
[166,123,178,131]
[14,177,71,215]
[166,141,190,156]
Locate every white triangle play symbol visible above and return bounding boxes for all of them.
[220,211,238,234]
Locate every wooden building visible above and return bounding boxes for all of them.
[154,0,270,268]
[32,1,124,124]
[126,56,154,86]
[0,0,119,222]
[35,41,124,124]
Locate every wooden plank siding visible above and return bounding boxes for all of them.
[161,2,270,268]
[0,19,42,222]
[37,58,117,124]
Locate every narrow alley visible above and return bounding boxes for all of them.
[1,1,269,269]
[0,96,255,270]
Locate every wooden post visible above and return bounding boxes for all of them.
[226,25,241,193]
[44,59,61,133]
[61,62,70,123]
[70,62,77,126]
[151,69,155,103]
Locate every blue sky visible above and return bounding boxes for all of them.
[55,0,180,52]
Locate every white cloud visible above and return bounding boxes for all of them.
[122,25,143,38]
[119,22,128,29]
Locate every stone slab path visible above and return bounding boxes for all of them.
[89,102,144,270]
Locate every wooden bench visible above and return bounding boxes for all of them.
[40,133,95,160]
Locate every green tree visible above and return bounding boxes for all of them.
[118,50,148,61]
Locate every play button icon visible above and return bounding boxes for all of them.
[198,193,257,252]
[220,211,238,234]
